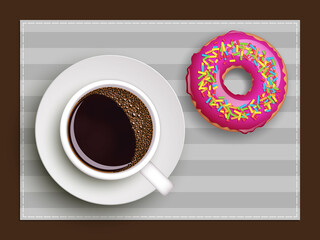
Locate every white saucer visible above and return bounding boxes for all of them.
[35,55,185,205]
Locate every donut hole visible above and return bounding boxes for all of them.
[224,68,253,95]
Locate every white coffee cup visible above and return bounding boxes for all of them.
[60,80,173,195]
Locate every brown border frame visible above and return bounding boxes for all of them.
[1,0,317,238]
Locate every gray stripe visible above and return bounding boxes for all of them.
[23,160,47,176]
[23,176,298,193]
[185,128,297,144]
[24,176,63,192]
[21,207,299,220]
[23,192,298,208]
[171,176,298,193]
[23,32,297,48]
[23,112,36,128]
[172,160,298,176]
[22,63,298,81]
[21,127,297,145]
[22,20,299,33]
[22,48,299,64]
[21,128,36,145]
[21,96,298,113]
[22,143,298,161]
[22,144,41,160]
[22,160,298,177]
[22,96,42,112]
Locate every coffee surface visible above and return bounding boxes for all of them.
[68,87,153,172]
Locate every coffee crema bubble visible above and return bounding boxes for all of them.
[68,87,153,172]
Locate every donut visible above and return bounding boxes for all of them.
[186,30,288,134]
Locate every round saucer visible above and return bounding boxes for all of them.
[35,55,185,205]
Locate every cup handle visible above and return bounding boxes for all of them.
[140,162,173,196]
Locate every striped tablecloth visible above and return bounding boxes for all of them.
[20,20,300,220]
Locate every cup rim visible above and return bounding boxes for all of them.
[60,80,160,180]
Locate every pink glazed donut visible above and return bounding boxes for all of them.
[186,31,288,134]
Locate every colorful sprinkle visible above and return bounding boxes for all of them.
[250,44,256,50]
[196,37,281,122]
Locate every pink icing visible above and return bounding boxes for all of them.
[186,31,288,134]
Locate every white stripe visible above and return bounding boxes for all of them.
[180,144,298,160]
[23,176,298,193]
[23,80,52,96]
[23,48,299,64]
[22,144,298,161]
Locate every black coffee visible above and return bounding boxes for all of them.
[68,87,153,172]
